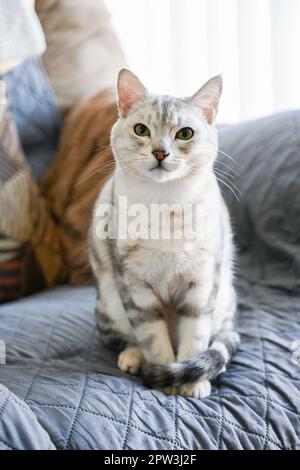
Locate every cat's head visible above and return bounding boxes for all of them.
[111,69,222,183]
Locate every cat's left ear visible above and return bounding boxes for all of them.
[117,68,147,117]
[189,75,222,124]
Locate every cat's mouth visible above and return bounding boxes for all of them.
[150,164,169,172]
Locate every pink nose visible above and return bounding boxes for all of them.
[152,150,170,161]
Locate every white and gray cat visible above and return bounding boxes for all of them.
[89,69,239,398]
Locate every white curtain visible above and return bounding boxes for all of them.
[104,0,300,123]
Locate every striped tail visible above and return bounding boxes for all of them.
[142,331,240,388]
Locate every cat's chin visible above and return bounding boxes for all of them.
[146,168,179,183]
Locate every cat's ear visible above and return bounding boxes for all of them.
[189,75,222,124]
[117,68,146,117]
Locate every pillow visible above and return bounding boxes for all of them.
[35,0,126,114]
[0,235,24,302]
[218,110,300,291]
[0,79,63,301]
[4,57,62,180]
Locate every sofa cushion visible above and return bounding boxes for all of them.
[218,110,300,291]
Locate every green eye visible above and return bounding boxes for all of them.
[176,127,194,140]
[134,123,150,137]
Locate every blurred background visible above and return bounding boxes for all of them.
[105,0,300,123]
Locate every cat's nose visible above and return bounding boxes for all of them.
[152,149,170,162]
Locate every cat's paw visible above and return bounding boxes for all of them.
[178,380,211,399]
[118,346,143,375]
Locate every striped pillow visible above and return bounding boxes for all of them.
[0,236,23,302]
[0,80,26,302]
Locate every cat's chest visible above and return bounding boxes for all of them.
[117,237,210,281]
[117,238,213,306]
[114,179,220,289]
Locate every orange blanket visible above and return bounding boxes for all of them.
[41,88,117,285]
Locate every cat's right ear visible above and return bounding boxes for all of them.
[117,69,146,117]
[189,75,223,124]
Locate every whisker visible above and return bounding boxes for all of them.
[214,160,240,176]
[218,148,238,165]
[91,157,141,171]
[76,170,113,186]
[93,144,112,153]
[215,176,240,202]
[214,168,236,180]
[76,162,116,185]
[215,172,242,196]
[76,156,150,186]
[85,164,115,176]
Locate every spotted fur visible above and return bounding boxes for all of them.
[89,69,239,398]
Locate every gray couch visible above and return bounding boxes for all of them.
[0,60,299,449]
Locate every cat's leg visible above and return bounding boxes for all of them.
[176,280,214,398]
[177,272,215,362]
[175,251,217,397]
[176,280,238,398]
[90,238,142,364]
[124,278,175,366]
[95,270,145,375]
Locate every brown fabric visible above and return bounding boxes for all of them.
[41,88,117,284]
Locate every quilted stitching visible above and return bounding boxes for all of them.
[0,281,299,450]
[64,326,96,449]
[122,386,134,450]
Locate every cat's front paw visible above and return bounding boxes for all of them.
[118,346,143,375]
[178,380,211,399]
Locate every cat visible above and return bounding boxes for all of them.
[89,68,240,398]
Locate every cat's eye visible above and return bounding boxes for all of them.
[176,127,194,141]
[134,123,150,137]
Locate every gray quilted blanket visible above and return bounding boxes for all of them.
[0,110,300,449]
